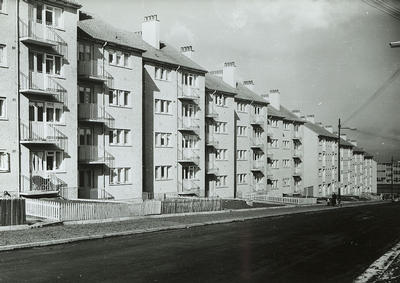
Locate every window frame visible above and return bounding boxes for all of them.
[0,97,6,119]
[0,151,10,172]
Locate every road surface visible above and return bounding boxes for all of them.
[1,203,400,282]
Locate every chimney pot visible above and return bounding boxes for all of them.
[180,45,194,58]
[268,89,280,110]
[142,14,160,49]
[305,114,315,123]
[243,80,255,91]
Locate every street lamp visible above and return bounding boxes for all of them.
[337,118,357,203]
[389,41,400,48]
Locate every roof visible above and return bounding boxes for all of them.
[268,105,304,123]
[235,83,268,105]
[142,41,207,73]
[304,122,338,139]
[78,18,146,52]
[49,0,81,8]
[339,138,354,148]
[364,152,374,158]
[205,74,237,95]
[353,146,365,154]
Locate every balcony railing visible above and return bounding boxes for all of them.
[251,159,265,173]
[293,167,302,177]
[20,72,67,105]
[178,85,200,102]
[293,131,302,140]
[205,104,218,119]
[206,161,219,175]
[293,149,302,158]
[20,122,68,151]
[179,179,200,196]
[19,19,67,57]
[251,137,265,151]
[178,117,200,133]
[178,148,200,165]
[206,133,219,148]
[78,104,115,128]
[250,114,265,127]
[21,173,67,193]
[78,60,113,87]
[78,145,115,168]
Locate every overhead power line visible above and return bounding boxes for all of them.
[361,0,400,21]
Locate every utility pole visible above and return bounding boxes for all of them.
[391,156,394,197]
[338,119,341,203]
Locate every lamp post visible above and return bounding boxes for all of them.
[389,41,400,48]
[337,118,356,203]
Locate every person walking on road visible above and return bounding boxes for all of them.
[332,192,337,206]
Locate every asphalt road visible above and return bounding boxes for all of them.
[1,203,400,283]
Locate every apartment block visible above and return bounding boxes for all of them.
[302,116,338,197]
[266,91,305,197]
[351,143,365,195]
[140,16,208,198]
[338,134,354,195]
[377,161,400,184]
[364,154,377,193]
[205,73,237,198]
[77,14,145,200]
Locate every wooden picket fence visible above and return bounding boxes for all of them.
[25,199,161,221]
[161,198,222,214]
[0,198,26,226]
[244,193,317,205]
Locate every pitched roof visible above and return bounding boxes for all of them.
[205,74,237,95]
[339,138,354,148]
[304,122,338,139]
[353,146,365,154]
[364,152,374,158]
[78,17,146,52]
[50,0,81,8]
[142,41,207,73]
[268,105,304,123]
[235,83,268,105]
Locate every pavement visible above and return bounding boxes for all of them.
[0,201,399,282]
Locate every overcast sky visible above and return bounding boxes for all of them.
[79,0,400,162]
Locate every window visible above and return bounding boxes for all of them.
[269,119,278,127]
[0,0,5,13]
[29,102,63,124]
[155,165,171,180]
[271,159,279,169]
[79,128,93,146]
[182,135,198,149]
[237,150,247,161]
[0,45,5,65]
[110,167,131,185]
[0,97,6,118]
[182,73,197,87]
[155,67,171,81]
[155,133,171,147]
[215,122,227,134]
[0,151,9,172]
[237,102,246,112]
[216,175,227,187]
[270,139,279,148]
[283,122,290,130]
[237,174,247,184]
[271,180,278,189]
[214,94,226,106]
[216,149,227,160]
[155,99,171,114]
[46,54,61,75]
[31,151,63,172]
[79,86,94,104]
[282,159,291,168]
[29,52,61,75]
[283,140,290,149]
[283,178,290,186]
[109,129,130,146]
[182,166,197,180]
[237,126,246,136]
[109,89,131,107]
[44,5,63,28]
[108,50,130,67]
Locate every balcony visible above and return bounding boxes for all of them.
[178,85,200,102]
[205,104,218,119]
[206,133,219,148]
[78,104,115,128]
[250,114,265,127]
[178,117,200,134]
[206,161,219,175]
[293,167,302,178]
[20,173,66,197]
[179,179,200,196]
[293,149,302,159]
[293,131,302,140]
[78,60,113,86]
[251,137,265,151]
[78,145,115,168]
[178,148,200,165]
[20,122,67,151]
[251,159,265,173]
[267,127,274,137]
[19,19,67,57]
[20,72,67,105]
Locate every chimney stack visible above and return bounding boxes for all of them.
[269,89,280,110]
[222,61,237,88]
[305,114,315,123]
[142,15,160,49]
[243,80,255,91]
[209,70,223,77]
[350,140,358,146]
[340,134,347,141]
[180,45,194,59]
[292,110,302,118]
[324,125,333,133]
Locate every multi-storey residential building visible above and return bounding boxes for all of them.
[204,73,237,198]
[266,92,305,197]
[302,116,338,197]
[377,161,400,194]
[139,15,208,198]
[210,63,269,198]
[364,153,377,194]
[351,143,365,195]
[77,14,145,200]
[0,0,81,197]
[338,134,354,195]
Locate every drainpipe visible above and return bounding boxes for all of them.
[17,0,21,197]
[208,89,217,197]
[175,65,180,195]
[102,41,108,196]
